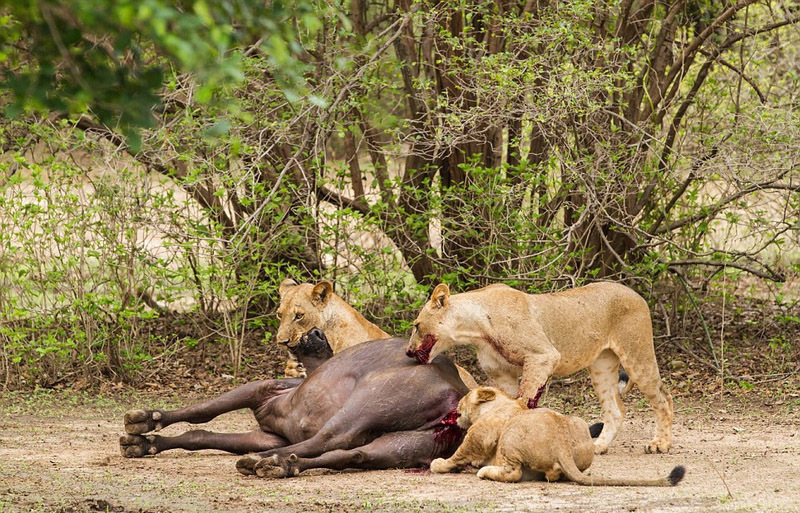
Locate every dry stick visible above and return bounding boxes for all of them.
[709,457,734,499]
[720,267,727,395]
[673,270,720,370]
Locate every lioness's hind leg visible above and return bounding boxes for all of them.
[588,350,625,454]
[613,321,673,454]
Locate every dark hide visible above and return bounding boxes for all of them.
[120,331,468,478]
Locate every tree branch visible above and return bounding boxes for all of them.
[666,259,785,282]
[654,175,800,235]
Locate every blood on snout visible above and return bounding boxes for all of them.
[406,334,437,364]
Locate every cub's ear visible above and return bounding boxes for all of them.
[430,283,450,309]
[475,387,497,403]
[311,280,334,306]
[279,277,298,297]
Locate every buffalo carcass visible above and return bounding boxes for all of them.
[120,328,468,478]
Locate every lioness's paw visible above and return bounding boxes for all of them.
[123,409,163,434]
[430,458,451,474]
[119,434,159,458]
[593,440,610,455]
[645,439,671,454]
[283,360,307,379]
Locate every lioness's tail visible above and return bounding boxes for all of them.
[557,455,685,487]
[619,369,634,396]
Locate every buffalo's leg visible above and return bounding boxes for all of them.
[120,428,287,458]
[124,379,302,434]
[244,370,460,463]
[238,430,440,478]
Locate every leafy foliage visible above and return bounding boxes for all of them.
[0,0,317,150]
[1,0,799,388]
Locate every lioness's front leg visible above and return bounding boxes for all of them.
[518,349,560,407]
[430,424,498,474]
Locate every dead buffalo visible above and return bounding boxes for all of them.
[120,328,468,478]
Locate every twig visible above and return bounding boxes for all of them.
[709,458,734,499]
[666,259,784,282]
[672,269,720,370]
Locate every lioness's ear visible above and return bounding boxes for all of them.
[475,387,497,403]
[279,278,298,297]
[311,280,333,306]
[430,283,450,309]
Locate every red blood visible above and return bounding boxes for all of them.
[403,468,431,474]
[406,334,437,364]
[432,407,463,456]
[526,384,546,409]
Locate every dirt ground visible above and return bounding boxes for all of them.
[1,390,799,513]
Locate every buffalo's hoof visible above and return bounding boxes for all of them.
[239,454,300,479]
[124,409,163,434]
[236,455,261,476]
[120,434,159,458]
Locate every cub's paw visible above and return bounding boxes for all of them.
[429,458,452,474]
[123,409,164,434]
[119,434,159,458]
[645,438,671,454]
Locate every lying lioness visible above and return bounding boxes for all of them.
[406,281,672,454]
[431,387,685,486]
[277,277,478,388]
[276,278,388,377]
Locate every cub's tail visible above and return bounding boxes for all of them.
[557,454,685,487]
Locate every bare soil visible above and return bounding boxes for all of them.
[2,389,799,513]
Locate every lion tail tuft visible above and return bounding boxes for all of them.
[618,369,633,395]
[668,465,686,486]
[588,422,604,439]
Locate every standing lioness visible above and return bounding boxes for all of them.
[406,281,673,454]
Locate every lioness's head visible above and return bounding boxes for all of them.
[406,283,456,364]
[456,386,521,429]
[276,278,334,349]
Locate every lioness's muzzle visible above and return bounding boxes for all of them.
[406,334,437,364]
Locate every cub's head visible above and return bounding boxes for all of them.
[406,283,455,364]
[276,278,334,350]
[456,386,519,429]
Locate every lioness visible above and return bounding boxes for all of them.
[406,281,672,454]
[277,278,388,377]
[277,278,478,389]
[431,387,685,486]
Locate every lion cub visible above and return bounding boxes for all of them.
[431,387,685,486]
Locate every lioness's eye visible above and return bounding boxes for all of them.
[295,312,304,321]
[413,322,419,332]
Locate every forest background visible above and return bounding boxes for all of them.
[0,0,798,395]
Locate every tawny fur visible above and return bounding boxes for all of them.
[276,278,389,377]
[408,281,673,454]
[431,387,684,486]
[277,278,478,388]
